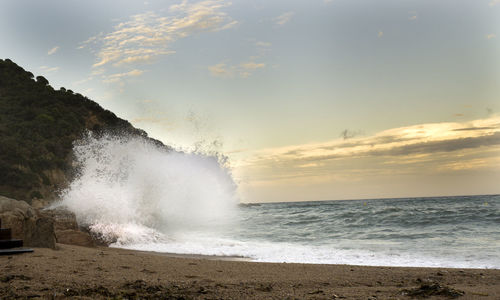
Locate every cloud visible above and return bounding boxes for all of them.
[240,62,265,70]
[209,60,266,78]
[486,34,496,40]
[102,69,144,83]
[255,41,271,48]
[489,0,500,6]
[80,0,237,69]
[255,41,272,57]
[453,126,498,131]
[240,116,500,183]
[274,11,295,26]
[208,63,232,77]
[78,33,103,49]
[377,31,384,38]
[366,132,500,157]
[72,77,93,86]
[408,11,418,21]
[47,46,59,55]
[40,66,59,73]
[340,129,362,140]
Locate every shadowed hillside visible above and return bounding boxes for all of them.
[0,58,167,202]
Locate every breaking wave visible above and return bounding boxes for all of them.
[56,132,238,245]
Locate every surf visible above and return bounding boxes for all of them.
[55,132,238,245]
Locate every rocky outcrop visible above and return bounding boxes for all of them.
[38,207,95,247]
[0,196,97,248]
[39,207,79,231]
[0,196,56,248]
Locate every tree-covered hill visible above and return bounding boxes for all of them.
[0,58,165,202]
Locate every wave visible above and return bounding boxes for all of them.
[55,132,238,244]
[119,235,500,269]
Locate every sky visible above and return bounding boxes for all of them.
[1,0,499,202]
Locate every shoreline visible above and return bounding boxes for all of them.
[118,247,500,270]
[1,244,499,299]
[111,245,499,270]
[131,248,251,262]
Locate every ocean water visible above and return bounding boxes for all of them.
[119,195,500,269]
[57,134,500,269]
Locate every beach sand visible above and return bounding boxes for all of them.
[1,244,499,299]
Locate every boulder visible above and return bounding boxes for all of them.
[30,217,56,248]
[39,207,95,247]
[0,196,56,249]
[1,196,96,248]
[56,230,95,247]
[0,196,35,239]
[39,207,78,231]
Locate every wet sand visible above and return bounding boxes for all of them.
[1,244,499,299]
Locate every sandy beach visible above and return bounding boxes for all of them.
[0,244,499,299]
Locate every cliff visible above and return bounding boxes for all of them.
[0,58,167,202]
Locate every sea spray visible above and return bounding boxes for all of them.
[56,132,238,245]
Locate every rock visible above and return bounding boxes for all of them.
[0,196,56,249]
[31,198,51,210]
[38,208,78,231]
[0,195,36,241]
[31,217,56,248]
[39,207,95,247]
[56,230,95,247]
[1,196,96,248]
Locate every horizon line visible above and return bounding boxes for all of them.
[241,193,500,205]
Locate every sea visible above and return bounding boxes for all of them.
[118,195,500,269]
[57,134,500,269]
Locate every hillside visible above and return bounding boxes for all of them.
[0,58,166,202]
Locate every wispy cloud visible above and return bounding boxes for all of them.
[489,0,500,7]
[340,129,363,140]
[80,0,237,70]
[208,60,266,78]
[274,11,295,26]
[47,46,59,55]
[239,116,500,183]
[255,41,271,48]
[72,77,93,86]
[240,62,265,70]
[102,69,144,84]
[208,63,232,78]
[408,11,418,21]
[40,66,59,73]
[486,33,496,40]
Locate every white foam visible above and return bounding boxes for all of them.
[56,132,238,243]
[117,236,500,269]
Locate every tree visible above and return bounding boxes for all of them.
[36,76,49,85]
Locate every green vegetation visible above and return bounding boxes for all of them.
[0,58,163,201]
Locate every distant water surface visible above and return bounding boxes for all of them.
[121,194,500,269]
